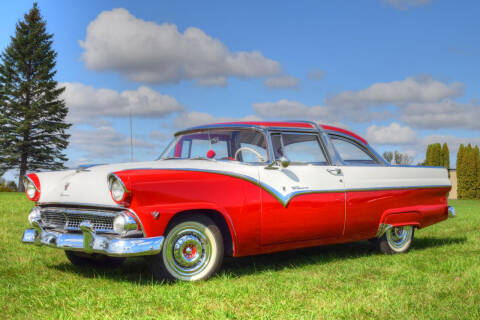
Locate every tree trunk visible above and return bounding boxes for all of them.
[18,149,28,192]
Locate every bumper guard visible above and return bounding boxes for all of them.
[447,206,456,218]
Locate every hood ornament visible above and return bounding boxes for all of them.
[64,182,70,191]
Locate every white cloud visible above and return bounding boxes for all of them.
[325,76,463,109]
[252,99,329,119]
[62,82,184,123]
[80,8,281,85]
[383,0,431,10]
[174,111,261,129]
[365,122,418,145]
[264,75,300,89]
[70,124,154,159]
[195,76,228,87]
[149,130,169,142]
[401,100,480,129]
[306,68,325,80]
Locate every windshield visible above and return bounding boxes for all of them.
[159,129,269,163]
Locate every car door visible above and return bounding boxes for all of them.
[259,131,346,245]
[328,134,386,238]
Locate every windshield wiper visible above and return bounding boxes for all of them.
[162,156,180,160]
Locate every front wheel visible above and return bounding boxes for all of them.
[376,226,414,254]
[146,215,224,281]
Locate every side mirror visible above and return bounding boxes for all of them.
[278,156,290,168]
[265,156,291,170]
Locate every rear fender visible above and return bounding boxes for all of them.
[376,206,423,237]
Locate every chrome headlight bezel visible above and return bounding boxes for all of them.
[23,175,40,201]
[107,173,130,203]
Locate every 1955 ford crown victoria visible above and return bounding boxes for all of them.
[22,121,456,281]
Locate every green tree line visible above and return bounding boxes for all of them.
[425,142,480,199]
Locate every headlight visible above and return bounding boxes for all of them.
[107,173,130,204]
[111,179,125,201]
[113,213,137,233]
[26,182,36,199]
[23,175,40,201]
[28,206,41,225]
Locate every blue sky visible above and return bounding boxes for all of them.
[1,0,480,179]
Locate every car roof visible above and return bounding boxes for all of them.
[175,121,368,145]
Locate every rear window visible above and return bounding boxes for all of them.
[330,136,378,165]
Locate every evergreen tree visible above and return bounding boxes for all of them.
[463,144,476,199]
[442,143,450,170]
[426,143,443,166]
[474,146,480,199]
[434,143,443,166]
[0,3,70,191]
[425,145,433,166]
[457,144,465,199]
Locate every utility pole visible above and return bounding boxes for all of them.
[129,109,134,162]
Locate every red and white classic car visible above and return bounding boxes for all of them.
[22,121,455,281]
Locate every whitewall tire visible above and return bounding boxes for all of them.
[377,226,414,254]
[147,215,224,281]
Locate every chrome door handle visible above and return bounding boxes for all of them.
[327,168,342,176]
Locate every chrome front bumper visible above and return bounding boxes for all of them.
[22,220,164,257]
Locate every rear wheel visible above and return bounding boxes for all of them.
[377,226,414,254]
[146,215,224,281]
[65,251,126,268]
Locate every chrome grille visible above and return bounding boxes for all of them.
[39,206,120,234]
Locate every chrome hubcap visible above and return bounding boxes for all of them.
[386,226,413,250]
[164,226,212,277]
[173,234,203,268]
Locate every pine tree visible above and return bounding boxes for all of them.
[0,3,70,191]
[457,144,465,199]
[442,143,449,170]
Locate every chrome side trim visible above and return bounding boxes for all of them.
[22,221,163,257]
[448,206,456,218]
[376,223,393,238]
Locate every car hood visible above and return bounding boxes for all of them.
[35,160,252,206]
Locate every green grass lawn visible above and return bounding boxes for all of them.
[1,192,479,319]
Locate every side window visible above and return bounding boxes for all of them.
[235,130,268,163]
[271,133,328,164]
[330,137,377,165]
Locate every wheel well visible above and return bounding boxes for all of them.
[166,209,234,256]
